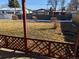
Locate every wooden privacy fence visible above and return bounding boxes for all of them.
[0,34,77,59]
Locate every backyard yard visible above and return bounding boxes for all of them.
[0,20,66,42]
[0,20,76,59]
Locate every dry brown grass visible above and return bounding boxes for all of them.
[0,20,65,42]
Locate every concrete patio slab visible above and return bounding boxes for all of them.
[0,48,56,59]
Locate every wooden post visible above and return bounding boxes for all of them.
[74,26,79,59]
[22,0,27,52]
[48,42,51,56]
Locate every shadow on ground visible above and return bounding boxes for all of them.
[61,22,76,42]
[0,49,54,59]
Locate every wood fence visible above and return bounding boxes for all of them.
[0,34,77,59]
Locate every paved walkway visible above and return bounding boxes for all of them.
[0,48,56,59]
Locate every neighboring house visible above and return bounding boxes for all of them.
[70,11,77,15]
[26,9,32,14]
[32,9,49,15]
[0,8,32,14]
[69,0,79,11]
[32,9,72,20]
[0,8,32,19]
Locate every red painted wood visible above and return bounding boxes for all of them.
[22,0,27,52]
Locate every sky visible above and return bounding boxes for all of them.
[0,0,71,10]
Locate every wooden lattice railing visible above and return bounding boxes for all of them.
[0,34,76,59]
[0,35,25,51]
[27,39,75,58]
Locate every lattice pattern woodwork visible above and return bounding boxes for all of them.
[27,38,75,58]
[0,35,6,48]
[0,35,25,51]
[7,36,25,51]
[27,39,49,56]
[0,34,76,59]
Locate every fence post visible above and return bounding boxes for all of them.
[5,36,8,48]
[48,42,51,56]
[74,27,79,58]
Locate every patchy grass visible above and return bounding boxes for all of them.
[0,20,65,42]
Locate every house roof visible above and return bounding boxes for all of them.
[0,8,32,11]
[0,8,22,11]
[33,9,49,13]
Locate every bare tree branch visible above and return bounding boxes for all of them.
[48,0,59,10]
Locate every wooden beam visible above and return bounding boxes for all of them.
[22,0,27,52]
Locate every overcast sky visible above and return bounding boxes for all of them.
[0,0,71,10]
